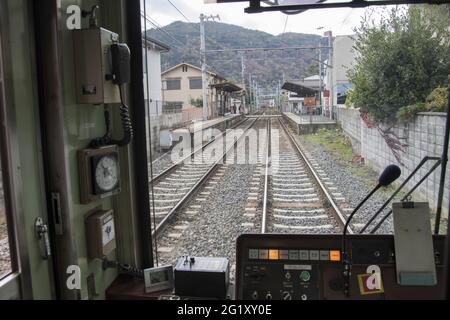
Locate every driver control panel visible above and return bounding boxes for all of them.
[236,234,446,300]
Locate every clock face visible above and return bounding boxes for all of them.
[94,155,119,193]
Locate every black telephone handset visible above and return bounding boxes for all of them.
[90,42,133,148]
[110,43,131,85]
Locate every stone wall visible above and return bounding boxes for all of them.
[337,107,449,218]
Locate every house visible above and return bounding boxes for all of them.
[161,63,243,120]
[142,35,170,115]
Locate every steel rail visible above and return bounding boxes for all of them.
[149,117,249,184]
[152,117,260,237]
[277,117,353,234]
[261,119,271,234]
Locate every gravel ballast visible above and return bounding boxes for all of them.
[0,222,11,279]
[156,164,258,284]
[295,134,395,234]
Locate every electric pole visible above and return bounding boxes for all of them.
[249,74,253,113]
[327,31,334,119]
[200,13,220,121]
[318,48,323,110]
[240,52,247,114]
[277,80,281,111]
[255,81,259,110]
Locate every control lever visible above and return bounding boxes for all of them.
[341,165,401,296]
[35,218,51,260]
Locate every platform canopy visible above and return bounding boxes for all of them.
[210,82,243,93]
[282,81,318,97]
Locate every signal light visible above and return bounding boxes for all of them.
[269,250,279,260]
[330,250,341,262]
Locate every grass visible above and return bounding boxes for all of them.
[303,128,355,162]
[302,128,400,197]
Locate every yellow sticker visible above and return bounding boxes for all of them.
[357,272,384,296]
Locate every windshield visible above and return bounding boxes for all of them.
[141,0,450,279]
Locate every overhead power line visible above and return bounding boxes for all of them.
[206,45,331,53]
[282,16,289,34]
[167,0,192,23]
[141,12,185,49]
[165,0,228,51]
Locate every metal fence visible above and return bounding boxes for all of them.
[145,100,206,157]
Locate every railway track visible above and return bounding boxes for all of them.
[152,115,356,279]
[260,116,354,235]
[150,117,260,236]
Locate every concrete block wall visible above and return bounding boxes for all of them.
[337,107,449,218]
[337,108,362,154]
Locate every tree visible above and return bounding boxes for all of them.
[348,5,450,123]
[190,97,203,108]
[304,63,319,78]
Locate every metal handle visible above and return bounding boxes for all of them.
[35,218,51,260]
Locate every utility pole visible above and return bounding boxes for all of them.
[200,13,220,121]
[318,48,323,111]
[255,82,259,110]
[248,74,252,113]
[253,80,257,110]
[277,80,281,111]
[327,31,334,120]
[240,52,247,114]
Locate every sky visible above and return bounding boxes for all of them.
[144,0,386,36]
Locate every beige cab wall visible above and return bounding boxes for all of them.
[58,0,141,300]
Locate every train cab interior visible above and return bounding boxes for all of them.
[0,0,449,301]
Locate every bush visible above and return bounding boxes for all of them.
[396,86,448,121]
[348,5,450,123]
[190,98,203,108]
[425,86,448,111]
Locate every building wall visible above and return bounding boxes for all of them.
[162,65,212,111]
[144,47,163,115]
[337,107,449,218]
[325,35,356,106]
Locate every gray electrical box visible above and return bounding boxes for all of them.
[73,28,121,104]
[393,202,437,286]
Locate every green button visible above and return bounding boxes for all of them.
[300,271,311,282]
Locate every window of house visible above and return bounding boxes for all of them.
[166,79,181,90]
[189,78,202,90]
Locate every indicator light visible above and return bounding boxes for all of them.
[300,271,311,282]
[269,250,279,260]
[330,250,341,262]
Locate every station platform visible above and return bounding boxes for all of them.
[188,114,243,134]
[283,112,336,134]
[172,114,244,147]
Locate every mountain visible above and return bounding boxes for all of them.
[147,21,328,92]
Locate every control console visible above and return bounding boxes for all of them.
[236,234,446,300]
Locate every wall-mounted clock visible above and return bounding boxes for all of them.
[78,145,121,204]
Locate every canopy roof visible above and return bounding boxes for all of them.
[210,82,243,93]
[282,81,318,97]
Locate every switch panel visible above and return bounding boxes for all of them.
[85,209,116,259]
